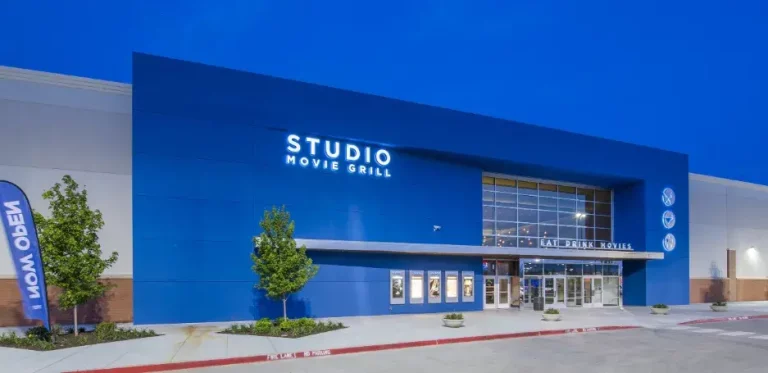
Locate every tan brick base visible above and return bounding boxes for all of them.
[0,278,132,327]
[690,278,768,303]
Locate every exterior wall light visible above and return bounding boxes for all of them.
[746,246,760,262]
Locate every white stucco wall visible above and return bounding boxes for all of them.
[690,174,768,280]
[0,67,132,278]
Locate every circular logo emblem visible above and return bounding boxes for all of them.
[662,210,676,229]
[663,233,676,252]
[662,188,676,207]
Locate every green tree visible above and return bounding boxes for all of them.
[33,175,118,335]
[251,206,318,319]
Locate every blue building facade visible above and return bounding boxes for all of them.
[132,54,689,324]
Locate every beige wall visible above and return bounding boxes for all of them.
[0,67,134,326]
[690,174,768,302]
[0,66,133,279]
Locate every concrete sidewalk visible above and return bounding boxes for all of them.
[2,302,768,373]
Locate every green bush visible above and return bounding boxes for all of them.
[66,327,86,334]
[295,318,316,329]
[0,324,157,351]
[254,318,273,334]
[713,301,727,307]
[277,318,296,332]
[26,326,52,341]
[293,318,316,334]
[95,322,119,341]
[0,331,54,350]
[652,304,669,309]
[544,308,560,315]
[221,318,344,338]
[444,313,464,320]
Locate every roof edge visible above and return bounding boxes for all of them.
[0,65,132,95]
[690,173,768,193]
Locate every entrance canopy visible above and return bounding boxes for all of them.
[296,239,663,261]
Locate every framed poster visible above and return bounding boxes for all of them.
[410,270,424,304]
[390,270,405,305]
[445,271,459,303]
[462,271,475,302]
[428,270,442,304]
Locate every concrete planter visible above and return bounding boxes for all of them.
[711,305,728,312]
[442,318,464,328]
[650,307,670,315]
[542,313,561,321]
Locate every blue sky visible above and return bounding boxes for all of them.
[2,1,766,185]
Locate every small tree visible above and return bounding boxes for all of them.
[251,206,318,319]
[33,175,118,335]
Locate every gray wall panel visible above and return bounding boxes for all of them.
[0,99,131,175]
[690,175,768,280]
[0,71,133,278]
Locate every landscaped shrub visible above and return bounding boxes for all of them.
[26,326,52,341]
[713,301,727,307]
[544,308,560,315]
[0,323,158,351]
[67,327,87,334]
[444,313,464,320]
[0,332,55,350]
[221,318,345,338]
[254,318,273,334]
[94,322,119,341]
[277,318,296,332]
[652,304,669,309]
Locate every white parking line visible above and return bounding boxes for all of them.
[665,326,698,331]
[719,331,756,337]
[748,335,768,340]
[690,328,724,333]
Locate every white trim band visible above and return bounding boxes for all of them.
[295,239,663,260]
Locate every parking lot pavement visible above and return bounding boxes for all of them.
[177,322,768,373]
[659,319,768,340]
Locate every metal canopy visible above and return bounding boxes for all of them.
[295,239,664,260]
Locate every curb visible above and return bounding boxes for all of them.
[66,325,638,373]
[678,314,768,326]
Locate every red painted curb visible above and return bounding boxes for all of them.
[678,314,768,326]
[65,325,638,373]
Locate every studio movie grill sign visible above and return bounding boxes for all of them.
[285,134,392,178]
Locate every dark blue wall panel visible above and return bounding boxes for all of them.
[133,53,691,323]
[133,251,482,324]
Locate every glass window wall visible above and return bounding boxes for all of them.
[483,176,612,248]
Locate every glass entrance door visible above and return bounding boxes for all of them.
[544,276,566,307]
[523,276,542,307]
[603,277,619,306]
[484,276,496,309]
[583,276,603,307]
[498,277,510,309]
[484,276,511,309]
[566,277,583,307]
